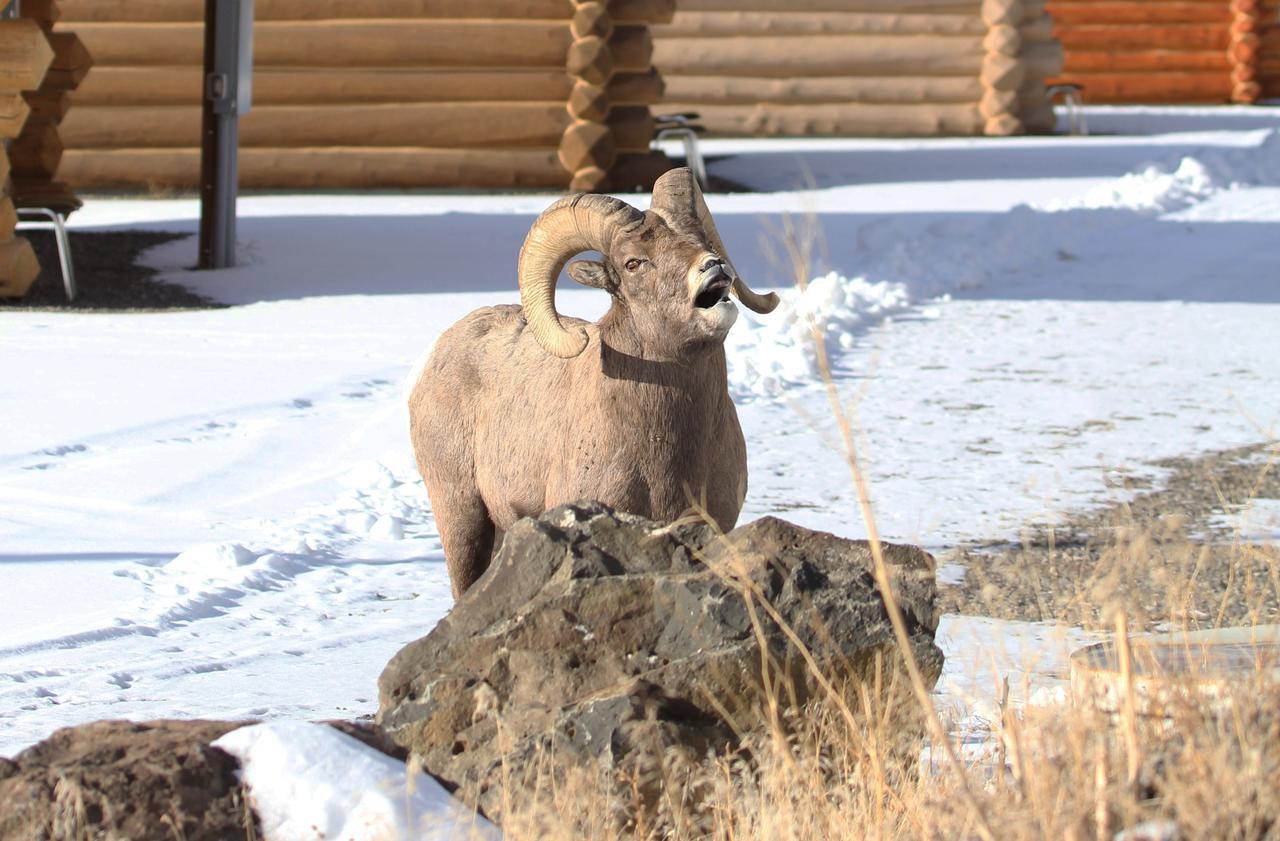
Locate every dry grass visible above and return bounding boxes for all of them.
[479,219,1280,841]
[484,510,1280,841]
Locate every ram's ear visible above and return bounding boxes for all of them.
[567,260,617,293]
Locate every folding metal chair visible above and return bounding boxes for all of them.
[652,112,709,188]
[14,187,82,302]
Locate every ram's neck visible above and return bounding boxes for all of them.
[596,310,729,398]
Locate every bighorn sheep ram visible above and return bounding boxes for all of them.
[409,168,777,596]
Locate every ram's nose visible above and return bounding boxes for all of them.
[700,257,726,276]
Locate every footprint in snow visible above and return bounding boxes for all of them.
[41,443,87,457]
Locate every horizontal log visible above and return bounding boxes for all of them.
[10,179,81,211]
[74,21,653,71]
[610,26,654,72]
[11,120,62,178]
[0,235,40,298]
[677,0,979,11]
[661,102,984,137]
[44,31,91,90]
[1018,99,1056,134]
[0,197,16,237]
[1047,2,1230,25]
[61,103,649,159]
[608,106,655,152]
[1049,0,1230,3]
[610,150,672,190]
[75,20,574,68]
[656,11,985,37]
[1054,24,1229,51]
[662,74,983,104]
[60,0,674,24]
[75,67,573,105]
[61,147,572,189]
[74,66,665,108]
[608,70,664,105]
[62,103,574,149]
[19,0,61,28]
[0,19,55,91]
[654,34,985,77]
[24,90,69,121]
[1024,40,1065,78]
[1021,14,1056,43]
[0,93,31,138]
[1262,28,1280,52]
[1049,71,1232,103]
[1063,50,1230,72]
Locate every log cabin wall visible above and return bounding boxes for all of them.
[56,0,674,191]
[0,17,50,296]
[1046,0,1280,104]
[0,7,79,298]
[1252,0,1279,99]
[1249,0,1280,99]
[651,0,1065,137]
[14,1,91,214]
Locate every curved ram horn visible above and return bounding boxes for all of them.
[650,167,778,314]
[517,193,644,358]
[648,166,700,233]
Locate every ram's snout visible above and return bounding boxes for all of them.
[692,258,732,310]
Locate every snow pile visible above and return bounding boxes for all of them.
[1207,498,1280,544]
[1042,127,1280,215]
[725,128,1280,399]
[214,721,500,841]
[1048,156,1220,214]
[726,272,914,397]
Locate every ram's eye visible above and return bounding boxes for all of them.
[624,258,643,272]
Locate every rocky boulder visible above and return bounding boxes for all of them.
[377,502,943,827]
[0,719,405,841]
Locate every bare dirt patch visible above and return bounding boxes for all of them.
[940,441,1280,629]
[0,229,219,311]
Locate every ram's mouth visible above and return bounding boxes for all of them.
[693,271,732,310]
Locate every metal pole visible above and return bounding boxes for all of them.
[199,0,250,269]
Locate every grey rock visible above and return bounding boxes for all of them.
[377,501,943,828]
[0,719,405,841]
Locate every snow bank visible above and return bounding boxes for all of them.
[213,721,500,841]
[1206,498,1280,544]
[1043,128,1280,214]
[724,128,1280,399]
[726,272,915,397]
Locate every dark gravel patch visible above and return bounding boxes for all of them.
[0,229,221,311]
[940,441,1280,630]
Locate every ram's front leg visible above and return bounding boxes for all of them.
[427,480,497,598]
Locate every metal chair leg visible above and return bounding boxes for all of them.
[15,207,76,301]
[654,127,708,189]
[51,211,76,302]
[1046,84,1088,137]
[681,133,708,191]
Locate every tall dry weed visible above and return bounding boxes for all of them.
[488,215,1280,841]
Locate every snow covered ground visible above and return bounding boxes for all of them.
[2,107,1279,760]
[214,721,499,841]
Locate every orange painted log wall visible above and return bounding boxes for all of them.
[1047,0,1280,104]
